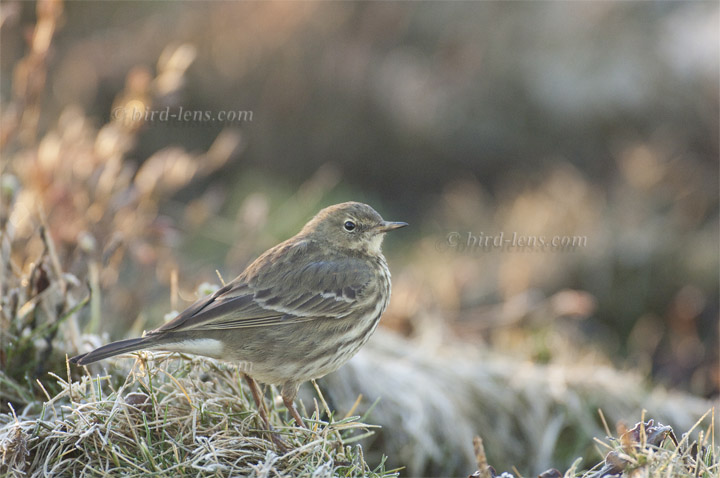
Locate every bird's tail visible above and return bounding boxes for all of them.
[70,337,152,365]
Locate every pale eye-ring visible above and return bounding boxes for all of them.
[343,220,356,232]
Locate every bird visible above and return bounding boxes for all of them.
[70,201,407,432]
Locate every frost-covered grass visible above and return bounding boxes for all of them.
[1,353,396,477]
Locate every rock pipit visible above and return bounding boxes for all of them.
[71,201,406,431]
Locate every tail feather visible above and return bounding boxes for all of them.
[70,337,151,365]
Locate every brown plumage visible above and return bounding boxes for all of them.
[71,201,406,430]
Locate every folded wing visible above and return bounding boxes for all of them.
[153,244,373,334]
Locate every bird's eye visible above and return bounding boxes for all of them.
[343,220,356,232]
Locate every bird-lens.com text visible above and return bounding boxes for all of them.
[112,105,253,125]
[439,231,588,253]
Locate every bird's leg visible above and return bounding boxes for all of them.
[281,384,306,428]
[243,374,271,429]
[243,374,289,451]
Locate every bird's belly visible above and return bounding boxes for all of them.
[224,305,385,385]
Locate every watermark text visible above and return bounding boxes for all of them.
[112,105,253,126]
[437,231,587,253]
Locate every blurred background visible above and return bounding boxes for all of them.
[1,1,718,476]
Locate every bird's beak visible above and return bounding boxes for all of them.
[376,221,408,233]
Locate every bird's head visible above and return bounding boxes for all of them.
[301,202,407,256]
